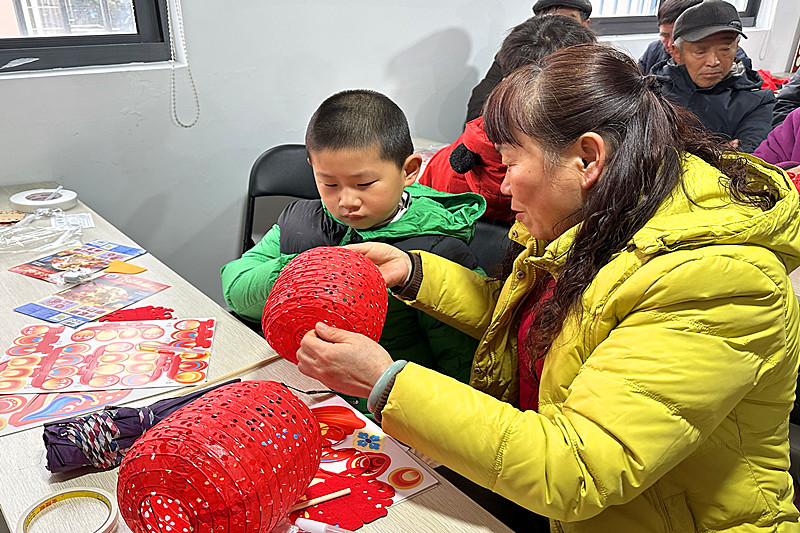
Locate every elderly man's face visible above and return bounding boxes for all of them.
[673,32,738,88]
[659,23,676,56]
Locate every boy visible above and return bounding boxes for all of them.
[221,90,486,412]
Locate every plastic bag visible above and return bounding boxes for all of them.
[0,208,83,254]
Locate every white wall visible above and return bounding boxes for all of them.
[0,0,797,305]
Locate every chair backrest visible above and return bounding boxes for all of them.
[242,144,319,255]
[470,219,511,276]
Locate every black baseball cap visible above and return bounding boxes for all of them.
[532,0,592,18]
[673,0,747,43]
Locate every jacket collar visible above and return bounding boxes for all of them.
[654,58,760,93]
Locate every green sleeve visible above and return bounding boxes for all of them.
[220,225,296,321]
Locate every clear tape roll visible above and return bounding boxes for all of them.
[10,189,78,213]
[16,487,118,533]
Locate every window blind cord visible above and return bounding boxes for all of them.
[167,0,200,128]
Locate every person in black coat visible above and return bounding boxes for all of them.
[464,0,592,125]
[773,69,800,128]
[638,0,750,74]
[653,0,773,153]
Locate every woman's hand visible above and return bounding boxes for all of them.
[344,242,412,289]
[297,322,394,398]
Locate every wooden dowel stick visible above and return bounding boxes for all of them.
[169,353,283,398]
[289,488,352,513]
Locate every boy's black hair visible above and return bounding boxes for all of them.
[657,0,703,25]
[305,89,413,169]
[496,14,597,77]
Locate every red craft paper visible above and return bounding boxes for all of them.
[98,305,174,322]
[262,247,388,364]
[290,476,395,529]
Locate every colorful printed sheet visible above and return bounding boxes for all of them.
[0,387,170,437]
[9,239,146,284]
[14,274,169,327]
[0,319,214,395]
[296,395,437,519]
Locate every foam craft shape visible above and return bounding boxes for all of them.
[262,247,388,364]
[98,305,174,322]
[104,259,147,275]
[117,381,323,533]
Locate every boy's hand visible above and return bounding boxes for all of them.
[297,322,393,398]
[344,242,412,288]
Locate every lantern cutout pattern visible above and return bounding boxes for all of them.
[262,247,388,364]
[117,381,323,533]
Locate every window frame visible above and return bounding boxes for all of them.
[0,0,170,72]
[590,0,762,37]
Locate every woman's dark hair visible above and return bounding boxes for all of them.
[496,15,597,77]
[483,43,775,363]
[305,89,413,168]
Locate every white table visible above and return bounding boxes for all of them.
[0,182,512,533]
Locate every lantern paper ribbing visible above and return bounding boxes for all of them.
[262,247,388,364]
[117,381,323,533]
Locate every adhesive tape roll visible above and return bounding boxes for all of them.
[10,189,78,213]
[16,487,118,533]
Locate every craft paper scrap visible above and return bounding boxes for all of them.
[104,260,146,275]
[9,239,145,284]
[51,213,95,229]
[298,395,437,509]
[14,273,169,327]
[0,386,170,438]
[0,319,214,395]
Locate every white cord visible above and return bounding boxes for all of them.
[166,0,200,128]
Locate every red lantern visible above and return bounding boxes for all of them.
[117,381,323,533]
[262,247,388,364]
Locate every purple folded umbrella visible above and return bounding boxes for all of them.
[43,379,240,473]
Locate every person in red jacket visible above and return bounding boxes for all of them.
[422,15,596,223]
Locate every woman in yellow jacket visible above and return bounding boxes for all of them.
[296,44,800,532]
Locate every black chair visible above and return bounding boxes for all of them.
[241,144,318,255]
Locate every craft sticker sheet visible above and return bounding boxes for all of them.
[289,395,437,529]
[14,273,169,327]
[0,386,170,437]
[0,319,214,395]
[8,239,146,283]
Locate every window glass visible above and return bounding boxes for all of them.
[589,0,751,18]
[1,0,136,38]
[0,0,168,72]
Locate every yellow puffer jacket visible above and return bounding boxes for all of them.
[383,154,800,532]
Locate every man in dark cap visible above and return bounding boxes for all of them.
[638,0,750,74]
[464,2,592,124]
[653,0,774,152]
[531,0,592,23]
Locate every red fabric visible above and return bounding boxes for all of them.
[517,278,556,412]
[419,117,512,222]
[758,69,790,93]
[788,172,800,206]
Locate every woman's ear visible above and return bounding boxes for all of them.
[402,153,423,186]
[575,132,606,190]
